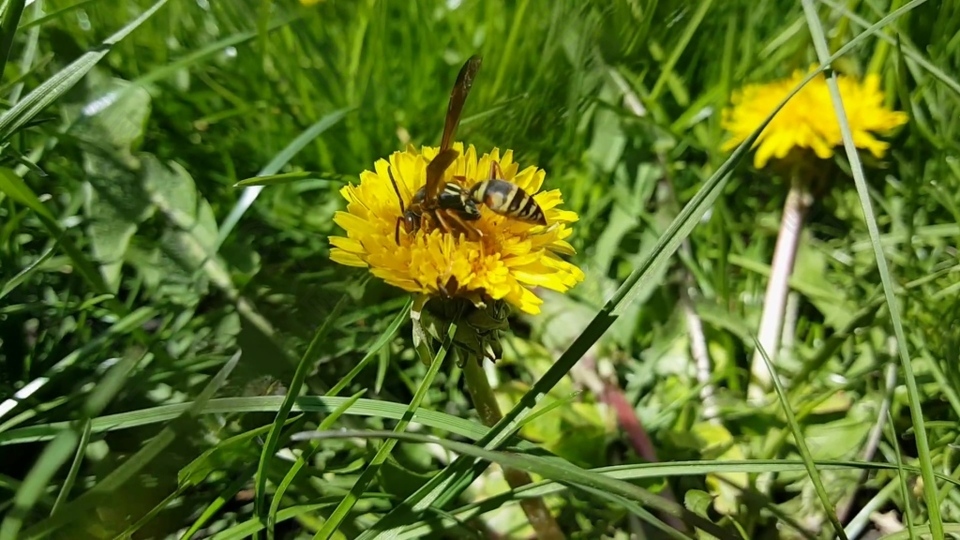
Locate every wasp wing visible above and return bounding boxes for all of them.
[424,55,481,202]
[424,148,459,203]
[440,55,482,152]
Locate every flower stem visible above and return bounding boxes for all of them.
[461,357,567,540]
[748,175,813,402]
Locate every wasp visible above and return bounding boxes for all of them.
[389,55,547,245]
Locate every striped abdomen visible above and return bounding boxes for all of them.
[469,179,546,225]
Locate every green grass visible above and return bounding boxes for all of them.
[1,0,958,538]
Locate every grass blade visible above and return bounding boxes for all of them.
[649,0,714,101]
[817,0,960,97]
[0,395,511,448]
[215,107,352,250]
[233,171,353,188]
[0,0,169,141]
[21,351,242,539]
[326,299,412,397]
[0,0,26,79]
[0,244,55,301]
[267,390,366,537]
[312,323,458,540]
[180,464,257,540]
[18,0,97,31]
[294,429,738,540]
[254,295,350,532]
[886,413,917,540]
[800,1,943,537]
[49,420,91,515]
[754,338,847,539]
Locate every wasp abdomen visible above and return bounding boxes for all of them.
[471,180,546,225]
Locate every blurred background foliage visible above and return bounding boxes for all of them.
[0,0,958,538]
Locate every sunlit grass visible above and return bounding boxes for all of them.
[0,0,957,538]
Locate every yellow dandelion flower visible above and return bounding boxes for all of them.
[722,68,908,169]
[329,143,585,315]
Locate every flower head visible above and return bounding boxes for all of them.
[330,143,584,314]
[722,68,908,169]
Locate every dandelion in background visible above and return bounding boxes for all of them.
[721,67,908,400]
[723,68,908,168]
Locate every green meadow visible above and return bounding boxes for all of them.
[0,0,958,538]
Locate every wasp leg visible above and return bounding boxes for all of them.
[442,209,483,242]
[394,216,403,245]
[432,209,456,236]
[434,209,481,242]
[488,159,505,180]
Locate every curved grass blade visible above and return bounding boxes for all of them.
[754,338,847,540]
[215,107,352,251]
[0,395,512,447]
[266,391,365,537]
[817,0,960,97]
[294,430,737,540]
[800,1,942,537]
[0,0,169,141]
[254,295,350,533]
[233,171,354,188]
[312,324,458,540]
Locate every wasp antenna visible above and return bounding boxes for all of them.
[387,167,405,213]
